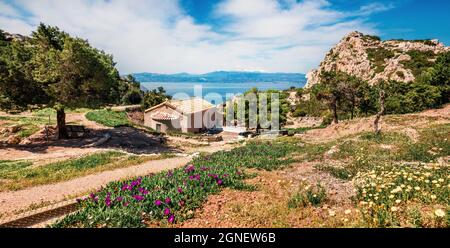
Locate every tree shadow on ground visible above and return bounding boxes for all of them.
[1,126,181,155]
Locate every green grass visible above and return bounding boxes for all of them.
[288,182,328,208]
[85,109,130,127]
[285,125,326,135]
[199,140,299,171]
[0,151,157,191]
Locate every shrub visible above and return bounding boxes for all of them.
[288,182,328,208]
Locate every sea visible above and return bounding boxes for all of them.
[141,81,305,103]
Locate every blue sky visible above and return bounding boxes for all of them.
[0,0,449,74]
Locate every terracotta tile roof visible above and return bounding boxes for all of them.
[150,111,179,121]
[168,97,214,114]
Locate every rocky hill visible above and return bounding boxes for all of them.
[306,31,449,87]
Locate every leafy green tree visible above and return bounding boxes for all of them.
[29,23,121,138]
[427,51,450,105]
[0,29,48,111]
[315,71,350,124]
[230,88,289,129]
[142,86,171,109]
[119,75,143,105]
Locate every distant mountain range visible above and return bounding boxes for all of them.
[132,71,306,83]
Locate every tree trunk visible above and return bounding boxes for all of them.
[332,98,338,124]
[374,90,386,135]
[56,107,68,139]
[351,100,355,119]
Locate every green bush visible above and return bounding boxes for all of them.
[288,183,328,208]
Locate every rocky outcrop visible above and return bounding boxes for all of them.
[306,31,449,87]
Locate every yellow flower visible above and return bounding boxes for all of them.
[328,210,336,217]
[344,209,352,215]
[414,186,421,191]
[430,195,437,200]
[395,199,401,204]
[391,206,398,212]
[434,209,445,218]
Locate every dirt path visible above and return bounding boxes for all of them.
[0,156,191,216]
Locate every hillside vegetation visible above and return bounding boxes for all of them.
[54,105,449,228]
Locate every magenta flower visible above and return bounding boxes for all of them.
[165,197,171,204]
[217,179,223,185]
[124,202,129,207]
[164,207,170,216]
[188,174,200,180]
[208,173,218,179]
[115,196,123,202]
[185,165,195,173]
[168,215,175,223]
[179,200,185,206]
[105,194,112,207]
[167,170,173,177]
[133,195,145,201]
[154,199,162,206]
[177,187,183,193]
[121,184,130,191]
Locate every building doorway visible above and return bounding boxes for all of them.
[156,124,161,133]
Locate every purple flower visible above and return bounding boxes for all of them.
[76,198,82,203]
[185,165,195,173]
[217,179,223,185]
[208,173,218,179]
[164,207,170,216]
[154,199,162,206]
[105,195,111,207]
[115,196,123,202]
[189,174,200,180]
[168,215,175,223]
[179,200,185,206]
[142,190,149,195]
[133,195,145,201]
[177,187,183,193]
[223,174,229,177]
[122,184,130,191]
[167,170,173,177]
[201,166,209,171]
[89,193,98,203]
[165,197,171,204]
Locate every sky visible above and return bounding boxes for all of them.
[0,0,449,74]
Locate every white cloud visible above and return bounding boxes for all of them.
[0,0,392,74]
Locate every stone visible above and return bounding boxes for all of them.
[7,135,21,145]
